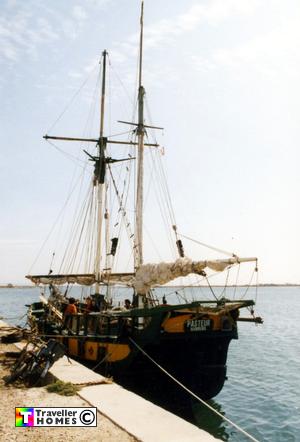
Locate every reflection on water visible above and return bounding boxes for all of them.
[192,399,230,441]
[114,361,233,440]
[119,372,231,441]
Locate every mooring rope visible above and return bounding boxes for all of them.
[129,337,260,442]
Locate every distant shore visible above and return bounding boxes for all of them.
[1,283,299,289]
[0,285,34,289]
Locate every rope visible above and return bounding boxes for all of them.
[147,147,177,257]
[129,337,260,442]
[0,314,27,321]
[59,181,93,273]
[46,140,87,168]
[46,62,99,134]
[107,130,133,139]
[220,266,231,298]
[178,233,235,257]
[158,271,222,303]
[143,97,177,258]
[255,265,259,304]
[107,165,134,247]
[108,54,135,108]
[205,276,219,302]
[233,263,241,299]
[28,167,89,275]
[241,267,256,299]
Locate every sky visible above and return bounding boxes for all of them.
[0,0,299,285]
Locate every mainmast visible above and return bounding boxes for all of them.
[134,1,145,269]
[95,49,107,294]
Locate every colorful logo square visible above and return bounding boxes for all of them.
[15,408,34,427]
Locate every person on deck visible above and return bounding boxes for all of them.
[64,297,78,316]
[63,297,77,329]
[85,296,93,314]
[124,299,131,309]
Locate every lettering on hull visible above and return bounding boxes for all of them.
[185,319,211,332]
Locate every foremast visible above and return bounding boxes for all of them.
[134,1,145,270]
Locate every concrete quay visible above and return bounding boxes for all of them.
[1,321,220,441]
[47,353,220,441]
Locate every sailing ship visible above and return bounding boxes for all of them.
[26,2,262,400]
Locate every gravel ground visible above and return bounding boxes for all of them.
[0,342,136,442]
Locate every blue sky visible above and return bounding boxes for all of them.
[0,0,299,284]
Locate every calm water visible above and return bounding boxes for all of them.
[0,286,299,441]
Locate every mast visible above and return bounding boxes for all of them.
[95,49,108,294]
[42,30,158,289]
[134,1,145,270]
[104,184,112,303]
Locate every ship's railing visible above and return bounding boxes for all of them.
[65,313,130,338]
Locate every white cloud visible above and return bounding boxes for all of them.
[105,0,259,90]
[84,56,99,73]
[210,17,300,79]
[73,5,88,21]
[0,1,103,65]
[6,0,17,7]
[190,55,216,72]
[1,42,18,61]
[61,18,78,40]
[68,71,83,80]
[37,17,59,41]
[85,0,112,8]
[143,0,258,48]
[111,0,258,60]
[0,8,59,63]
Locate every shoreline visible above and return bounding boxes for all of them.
[1,283,299,289]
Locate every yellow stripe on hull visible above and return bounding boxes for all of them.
[68,338,79,356]
[98,342,130,362]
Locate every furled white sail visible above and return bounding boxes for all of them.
[26,273,135,286]
[26,274,96,286]
[133,257,257,293]
[26,256,256,292]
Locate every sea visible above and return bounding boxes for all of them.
[0,285,299,442]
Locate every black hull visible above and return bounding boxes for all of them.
[29,299,251,403]
[100,332,235,401]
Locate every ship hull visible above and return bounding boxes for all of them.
[105,331,234,400]
[28,299,248,401]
